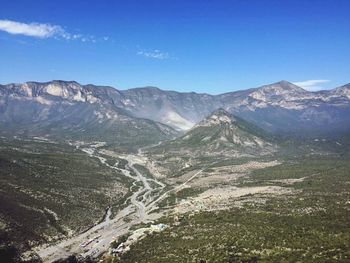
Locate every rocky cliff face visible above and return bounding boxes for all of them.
[0,81,178,151]
[177,108,275,153]
[1,80,350,138]
[118,80,350,136]
[146,108,276,160]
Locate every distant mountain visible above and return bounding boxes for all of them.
[110,80,350,137]
[227,81,350,137]
[1,80,350,140]
[328,83,350,99]
[151,108,276,156]
[0,81,177,151]
[120,86,216,130]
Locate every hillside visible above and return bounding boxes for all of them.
[0,137,131,258]
[142,109,277,180]
[2,80,350,138]
[149,108,275,155]
[0,81,178,152]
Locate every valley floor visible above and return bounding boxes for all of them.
[1,138,349,263]
[32,144,166,262]
[27,142,287,262]
[115,156,350,263]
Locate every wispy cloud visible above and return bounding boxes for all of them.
[0,19,67,38]
[137,49,170,60]
[293,79,330,91]
[0,19,108,43]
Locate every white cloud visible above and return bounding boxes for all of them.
[293,79,330,91]
[0,19,107,43]
[0,19,67,38]
[137,49,170,60]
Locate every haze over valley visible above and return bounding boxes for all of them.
[1,80,350,262]
[1,1,350,262]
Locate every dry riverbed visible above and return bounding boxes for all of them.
[32,145,294,262]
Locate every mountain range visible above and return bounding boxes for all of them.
[1,80,350,148]
[121,80,350,136]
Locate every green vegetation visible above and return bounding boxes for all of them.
[156,187,205,210]
[132,164,154,179]
[148,109,275,156]
[116,158,128,170]
[117,156,350,262]
[110,234,129,249]
[0,138,130,253]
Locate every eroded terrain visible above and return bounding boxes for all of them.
[1,136,349,263]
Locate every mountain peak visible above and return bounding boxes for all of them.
[247,80,308,102]
[330,83,350,99]
[262,80,306,92]
[25,80,80,86]
[196,108,235,127]
[163,107,275,155]
[275,80,293,85]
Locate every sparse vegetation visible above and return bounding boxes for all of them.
[0,138,130,253]
[117,156,350,262]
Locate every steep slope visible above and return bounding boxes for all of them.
[2,80,350,138]
[119,81,350,137]
[0,138,130,255]
[0,81,177,151]
[151,108,276,156]
[143,109,277,179]
[225,81,350,137]
[328,83,350,99]
[120,87,220,130]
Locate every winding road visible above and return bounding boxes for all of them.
[35,145,168,262]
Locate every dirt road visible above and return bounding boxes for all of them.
[35,146,167,262]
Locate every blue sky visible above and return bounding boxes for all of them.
[0,0,349,93]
